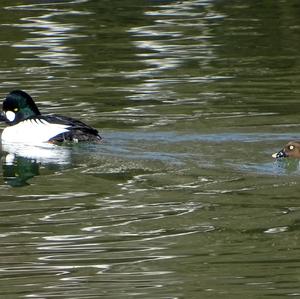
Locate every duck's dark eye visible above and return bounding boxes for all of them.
[288,145,295,151]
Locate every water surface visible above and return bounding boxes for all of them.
[0,0,300,298]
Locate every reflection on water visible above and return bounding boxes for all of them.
[1,142,71,186]
[6,0,90,67]
[2,156,39,187]
[1,142,71,165]
[272,158,300,174]
[126,0,226,105]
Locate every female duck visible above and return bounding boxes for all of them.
[0,90,101,144]
[272,141,300,159]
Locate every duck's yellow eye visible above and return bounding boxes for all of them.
[13,108,18,112]
[288,145,295,151]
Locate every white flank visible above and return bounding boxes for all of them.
[1,118,69,144]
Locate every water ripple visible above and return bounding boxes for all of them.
[5,1,90,67]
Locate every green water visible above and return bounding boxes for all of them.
[0,0,300,298]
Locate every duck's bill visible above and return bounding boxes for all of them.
[0,113,6,122]
[272,150,288,159]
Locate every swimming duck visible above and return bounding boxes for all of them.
[0,90,101,144]
[272,141,300,159]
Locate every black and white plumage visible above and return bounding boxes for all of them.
[0,90,102,144]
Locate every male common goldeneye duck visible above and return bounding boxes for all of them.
[272,141,300,159]
[0,90,102,144]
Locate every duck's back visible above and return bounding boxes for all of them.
[45,114,102,143]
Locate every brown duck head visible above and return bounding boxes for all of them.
[272,141,300,159]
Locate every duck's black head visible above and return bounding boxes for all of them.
[1,90,41,124]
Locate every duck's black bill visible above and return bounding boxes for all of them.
[272,150,288,159]
[0,113,6,122]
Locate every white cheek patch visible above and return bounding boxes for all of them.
[5,111,16,122]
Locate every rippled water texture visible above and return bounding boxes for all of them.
[0,0,300,298]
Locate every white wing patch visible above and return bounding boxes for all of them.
[1,118,69,144]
